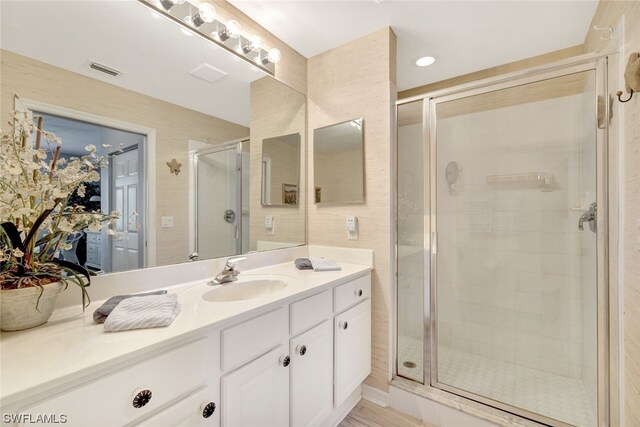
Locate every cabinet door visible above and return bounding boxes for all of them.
[136,387,218,427]
[221,346,289,427]
[334,299,371,407]
[290,320,333,427]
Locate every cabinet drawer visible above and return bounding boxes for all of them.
[20,337,217,427]
[290,290,331,336]
[221,308,288,372]
[86,253,100,266]
[136,386,218,427]
[333,274,371,314]
[86,233,98,243]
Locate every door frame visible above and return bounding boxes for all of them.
[394,52,619,427]
[17,98,157,268]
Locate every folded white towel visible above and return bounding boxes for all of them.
[309,257,342,272]
[104,294,181,332]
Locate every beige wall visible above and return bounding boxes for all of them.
[263,137,300,204]
[250,77,306,249]
[314,149,364,203]
[585,2,640,425]
[307,27,396,391]
[0,50,249,267]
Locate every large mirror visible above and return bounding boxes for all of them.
[0,0,306,274]
[313,118,364,204]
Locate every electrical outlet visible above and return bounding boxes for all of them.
[265,215,275,236]
[161,216,174,228]
[346,215,358,240]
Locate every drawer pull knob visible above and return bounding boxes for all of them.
[201,402,216,418]
[279,355,291,367]
[340,321,349,330]
[132,389,152,408]
[296,345,307,356]
[355,289,363,297]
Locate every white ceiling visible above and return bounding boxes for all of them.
[229,0,599,90]
[1,0,266,126]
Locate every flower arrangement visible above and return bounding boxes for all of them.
[0,106,118,309]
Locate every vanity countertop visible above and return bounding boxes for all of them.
[0,261,372,407]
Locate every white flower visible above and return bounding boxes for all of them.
[85,144,97,153]
[12,248,24,257]
[60,242,72,251]
[102,144,112,149]
[77,184,86,198]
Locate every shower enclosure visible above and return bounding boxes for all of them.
[192,140,250,260]
[396,57,612,427]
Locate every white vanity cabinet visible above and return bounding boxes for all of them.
[14,334,220,427]
[4,272,372,427]
[332,275,372,407]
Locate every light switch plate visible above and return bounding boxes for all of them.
[346,215,358,240]
[161,216,174,228]
[265,215,275,236]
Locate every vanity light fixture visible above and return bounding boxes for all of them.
[192,2,216,27]
[415,56,436,67]
[136,0,277,75]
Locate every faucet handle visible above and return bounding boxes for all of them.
[225,256,247,270]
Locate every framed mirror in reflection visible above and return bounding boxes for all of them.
[261,133,301,207]
[313,118,365,204]
[0,0,306,275]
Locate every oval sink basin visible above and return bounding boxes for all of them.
[201,275,291,302]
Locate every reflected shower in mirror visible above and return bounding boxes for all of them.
[0,0,306,275]
[313,118,364,204]
[261,133,301,207]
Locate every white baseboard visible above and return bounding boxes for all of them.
[323,386,362,427]
[361,384,390,407]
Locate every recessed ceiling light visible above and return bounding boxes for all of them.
[415,56,436,67]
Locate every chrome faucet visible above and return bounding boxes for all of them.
[210,256,247,285]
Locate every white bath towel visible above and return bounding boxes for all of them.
[104,293,181,332]
[309,257,342,272]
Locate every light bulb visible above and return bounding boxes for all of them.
[226,20,242,38]
[267,48,281,64]
[415,56,435,67]
[192,3,216,27]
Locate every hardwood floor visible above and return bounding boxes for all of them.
[339,399,435,427]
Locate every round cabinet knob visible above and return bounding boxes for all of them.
[339,321,349,330]
[201,402,216,419]
[296,345,307,356]
[132,389,152,408]
[279,355,291,367]
[354,289,363,297]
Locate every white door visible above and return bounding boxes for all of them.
[334,299,371,407]
[221,346,289,427]
[112,148,141,272]
[290,320,333,427]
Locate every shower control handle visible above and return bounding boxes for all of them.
[578,202,597,233]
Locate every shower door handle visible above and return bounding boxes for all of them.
[431,231,438,254]
[578,202,597,233]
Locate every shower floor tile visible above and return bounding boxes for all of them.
[397,336,596,427]
[438,347,596,427]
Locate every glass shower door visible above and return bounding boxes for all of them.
[432,68,602,427]
[195,144,242,259]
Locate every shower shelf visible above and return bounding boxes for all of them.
[486,172,554,191]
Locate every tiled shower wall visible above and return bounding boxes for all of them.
[436,91,597,382]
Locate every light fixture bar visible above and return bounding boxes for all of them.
[135,0,277,75]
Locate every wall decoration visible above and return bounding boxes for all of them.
[282,183,298,205]
[166,158,182,175]
[315,187,322,203]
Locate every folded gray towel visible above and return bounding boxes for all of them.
[93,290,167,324]
[104,294,181,332]
[309,257,342,272]
[295,258,313,270]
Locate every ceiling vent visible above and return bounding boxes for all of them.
[190,63,228,84]
[89,61,122,77]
